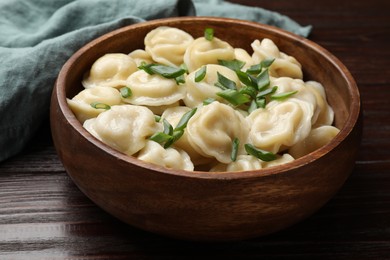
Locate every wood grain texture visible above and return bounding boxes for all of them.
[1,0,390,258]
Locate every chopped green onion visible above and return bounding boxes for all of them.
[150,64,186,78]
[175,108,197,131]
[256,97,266,108]
[120,86,132,98]
[256,68,271,91]
[246,63,262,74]
[162,118,173,135]
[217,89,251,106]
[236,70,256,88]
[261,58,275,68]
[216,72,237,90]
[139,63,186,79]
[154,115,161,122]
[239,85,257,99]
[257,86,278,98]
[218,59,245,71]
[244,144,277,162]
[90,102,111,110]
[204,28,214,41]
[195,66,207,82]
[164,130,184,148]
[248,100,258,113]
[138,62,155,75]
[150,132,172,144]
[175,74,186,84]
[231,138,240,162]
[271,90,298,100]
[203,97,216,105]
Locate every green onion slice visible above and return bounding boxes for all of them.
[244,144,277,162]
[154,115,161,122]
[216,72,237,90]
[248,100,258,113]
[164,130,184,148]
[256,68,270,91]
[271,90,298,100]
[90,102,111,110]
[149,132,172,144]
[120,86,132,98]
[175,107,197,131]
[257,86,278,98]
[195,66,207,82]
[246,63,262,74]
[162,118,173,135]
[231,138,240,162]
[139,63,186,79]
[217,89,251,106]
[261,58,275,68]
[218,59,245,71]
[204,28,214,41]
[203,97,216,105]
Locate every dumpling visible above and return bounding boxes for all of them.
[305,81,335,127]
[289,125,340,158]
[83,105,158,156]
[247,99,314,154]
[144,26,194,67]
[183,36,235,72]
[251,38,303,79]
[67,86,122,123]
[138,140,194,171]
[123,70,185,106]
[270,77,334,127]
[128,49,153,66]
[82,53,138,89]
[186,102,249,164]
[270,77,318,124]
[161,106,212,165]
[183,64,242,108]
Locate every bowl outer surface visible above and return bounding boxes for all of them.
[51,17,362,241]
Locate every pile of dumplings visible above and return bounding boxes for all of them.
[67,26,339,172]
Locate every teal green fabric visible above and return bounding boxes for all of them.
[0,0,311,162]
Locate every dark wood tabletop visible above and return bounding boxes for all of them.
[1,0,389,259]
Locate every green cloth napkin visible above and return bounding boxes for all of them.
[0,0,311,162]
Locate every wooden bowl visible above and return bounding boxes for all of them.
[50,17,362,241]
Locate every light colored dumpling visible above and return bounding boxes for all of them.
[186,102,249,164]
[270,77,335,127]
[83,105,157,156]
[161,106,211,165]
[183,64,242,108]
[82,53,138,89]
[123,70,185,106]
[144,26,194,67]
[67,86,122,123]
[128,49,153,66]
[138,140,194,171]
[247,99,314,154]
[184,36,235,72]
[270,77,319,124]
[289,125,340,158]
[305,81,335,127]
[251,38,303,79]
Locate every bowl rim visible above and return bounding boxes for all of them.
[54,16,361,180]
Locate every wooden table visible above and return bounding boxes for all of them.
[1,0,389,258]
